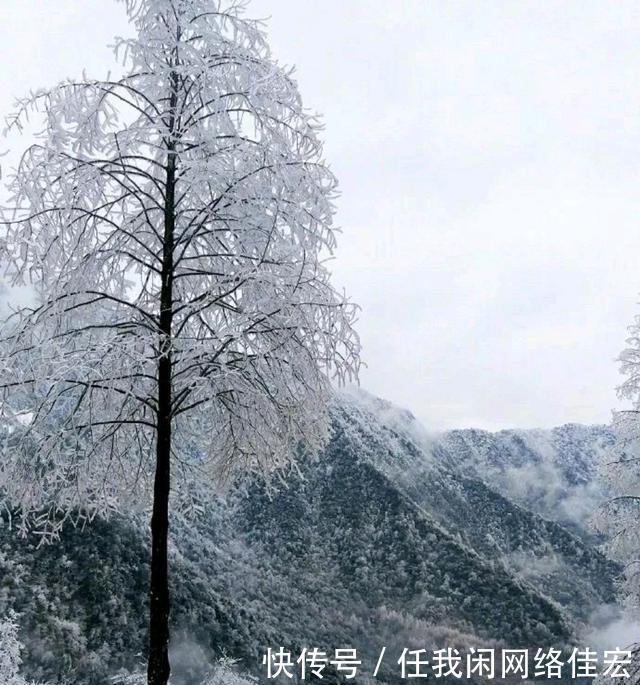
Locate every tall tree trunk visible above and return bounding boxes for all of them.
[148,353,172,685]
[148,73,178,685]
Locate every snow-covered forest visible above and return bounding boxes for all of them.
[0,1,640,684]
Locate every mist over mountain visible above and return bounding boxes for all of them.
[432,421,614,534]
[0,390,624,684]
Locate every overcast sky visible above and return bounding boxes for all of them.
[2,1,640,431]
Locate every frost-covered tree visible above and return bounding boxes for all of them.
[0,1,360,684]
[593,312,640,665]
[594,313,640,597]
[0,612,46,685]
[0,612,25,685]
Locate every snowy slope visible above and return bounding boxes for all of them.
[432,422,613,533]
[0,390,620,684]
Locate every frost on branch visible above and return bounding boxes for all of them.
[0,611,44,685]
[593,311,640,672]
[113,657,257,685]
[0,612,23,684]
[594,310,640,606]
[0,0,360,538]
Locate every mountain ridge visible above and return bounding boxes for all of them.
[0,389,622,684]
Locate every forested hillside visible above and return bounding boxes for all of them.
[0,391,621,684]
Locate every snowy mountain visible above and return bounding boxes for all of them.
[0,390,621,684]
[432,422,613,534]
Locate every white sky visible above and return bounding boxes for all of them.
[2,1,640,430]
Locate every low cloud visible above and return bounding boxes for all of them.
[585,605,640,651]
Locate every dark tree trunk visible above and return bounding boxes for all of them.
[148,71,178,685]
[148,354,172,685]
